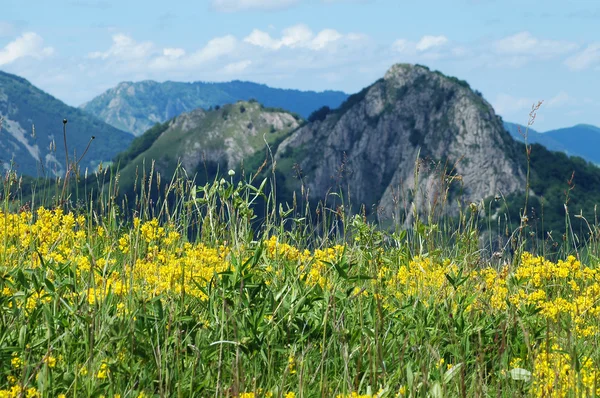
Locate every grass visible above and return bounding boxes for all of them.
[3,115,600,397]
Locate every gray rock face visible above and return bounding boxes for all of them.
[275,64,525,219]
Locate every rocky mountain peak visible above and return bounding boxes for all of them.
[274,64,525,221]
[384,63,430,85]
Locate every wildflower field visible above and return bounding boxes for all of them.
[2,172,600,397]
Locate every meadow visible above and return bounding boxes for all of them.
[2,155,600,398]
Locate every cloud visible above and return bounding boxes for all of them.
[416,35,448,51]
[244,24,345,51]
[211,0,300,12]
[393,35,450,54]
[34,25,373,106]
[392,35,458,61]
[88,34,153,60]
[87,33,238,73]
[0,32,54,66]
[391,39,410,53]
[162,48,186,59]
[244,29,280,49]
[185,35,237,65]
[494,32,578,57]
[223,60,252,74]
[565,43,600,70]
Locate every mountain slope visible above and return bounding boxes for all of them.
[544,124,600,164]
[274,64,526,218]
[503,121,567,154]
[504,121,600,164]
[115,100,301,190]
[81,80,347,136]
[0,71,133,177]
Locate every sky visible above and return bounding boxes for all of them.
[2,0,600,131]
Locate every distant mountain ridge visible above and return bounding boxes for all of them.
[504,121,600,164]
[80,80,348,136]
[0,70,133,177]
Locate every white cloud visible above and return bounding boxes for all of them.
[88,33,237,72]
[312,29,343,50]
[565,43,600,70]
[88,34,153,60]
[279,25,314,48]
[416,35,448,52]
[244,29,280,49]
[494,31,578,57]
[0,32,54,66]
[391,39,409,53]
[392,35,458,62]
[163,48,186,59]
[211,0,300,12]
[35,25,373,105]
[186,35,237,65]
[244,24,344,51]
[223,60,252,74]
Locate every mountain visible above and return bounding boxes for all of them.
[272,64,526,219]
[504,122,600,165]
[503,122,567,153]
[114,100,300,190]
[80,80,347,136]
[545,124,600,164]
[105,63,600,235]
[0,71,133,177]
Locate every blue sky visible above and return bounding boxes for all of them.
[2,0,600,130]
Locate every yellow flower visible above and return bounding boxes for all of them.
[11,353,21,369]
[97,362,110,379]
[25,387,40,398]
[44,355,57,368]
[396,386,406,396]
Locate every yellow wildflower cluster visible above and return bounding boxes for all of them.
[510,253,600,337]
[0,208,86,271]
[474,266,509,311]
[132,240,230,300]
[336,392,384,398]
[532,342,599,397]
[389,257,459,303]
[239,392,275,398]
[264,236,344,288]
[0,386,40,398]
[0,208,231,307]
